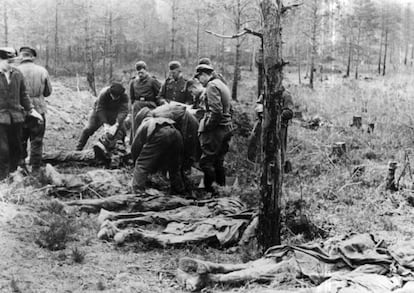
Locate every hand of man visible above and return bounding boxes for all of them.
[107,123,119,136]
[28,109,43,122]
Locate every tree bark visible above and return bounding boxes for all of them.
[232,40,241,101]
[54,1,59,75]
[3,1,8,46]
[382,28,388,76]
[170,0,178,60]
[84,0,96,96]
[258,0,284,250]
[346,40,352,77]
[378,27,383,75]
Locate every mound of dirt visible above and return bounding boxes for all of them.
[44,82,96,152]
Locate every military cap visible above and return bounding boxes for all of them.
[135,61,147,71]
[194,64,214,78]
[0,47,17,60]
[168,61,181,71]
[19,46,37,58]
[198,57,212,66]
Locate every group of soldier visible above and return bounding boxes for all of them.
[82,59,233,195]
[0,45,293,197]
[0,46,52,181]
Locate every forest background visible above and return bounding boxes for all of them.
[1,0,413,96]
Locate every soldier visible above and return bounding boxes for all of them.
[157,61,192,105]
[0,47,43,180]
[131,115,185,194]
[76,82,129,151]
[198,57,227,85]
[17,46,52,174]
[132,103,200,183]
[129,61,161,142]
[195,64,233,194]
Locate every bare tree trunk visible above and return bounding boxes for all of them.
[258,0,284,250]
[296,44,301,84]
[3,1,8,46]
[196,8,200,60]
[232,39,241,101]
[256,48,264,95]
[108,0,113,82]
[54,1,59,75]
[378,28,383,75]
[346,40,352,77]
[354,25,361,80]
[404,4,410,66]
[309,0,318,89]
[170,0,178,60]
[84,0,96,96]
[382,28,388,76]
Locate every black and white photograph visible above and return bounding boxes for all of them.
[0,0,414,292]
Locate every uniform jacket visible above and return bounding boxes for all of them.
[94,86,129,125]
[131,117,176,162]
[129,75,161,105]
[151,103,200,167]
[199,77,232,133]
[0,67,33,124]
[157,75,192,104]
[17,59,52,114]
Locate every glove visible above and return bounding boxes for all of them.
[28,109,43,122]
[281,109,293,121]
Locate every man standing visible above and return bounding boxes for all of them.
[76,82,129,150]
[157,61,192,105]
[0,47,43,180]
[129,61,161,142]
[17,46,52,173]
[194,64,232,194]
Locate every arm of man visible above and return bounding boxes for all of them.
[129,80,135,103]
[131,124,148,163]
[156,81,167,104]
[95,88,109,124]
[116,94,130,125]
[203,84,223,130]
[19,75,33,111]
[151,78,162,105]
[43,69,52,97]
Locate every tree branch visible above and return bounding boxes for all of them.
[281,2,302,14]
[205,28,263,39]
[205,29,248,39]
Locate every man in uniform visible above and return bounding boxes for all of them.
[76,82,129,150]
[129,61,161,142]
[157,61,192,105]
[0,47,43,179]
[131,115,185,194]
[17,46,52,173]
[195,64,232,194]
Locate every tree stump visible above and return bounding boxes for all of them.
[367,123,375,134]
[351,116,362,129]
[331,142,346,157]
[385,161,398,191]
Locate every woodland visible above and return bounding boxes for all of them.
[1,0,414,292]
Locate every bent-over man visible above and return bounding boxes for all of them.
[131,116,185,194]
[76,82,129,150]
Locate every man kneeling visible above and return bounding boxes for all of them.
[131,116,184,194]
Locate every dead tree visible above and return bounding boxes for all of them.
[258,0,284,249]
